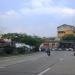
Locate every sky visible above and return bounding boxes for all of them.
[0,0,75,37]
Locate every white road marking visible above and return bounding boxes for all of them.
[38,68,51,75]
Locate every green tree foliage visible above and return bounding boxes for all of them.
[61,34,75,42]
[2,33,44,51]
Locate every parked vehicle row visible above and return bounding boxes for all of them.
[39,47,74,51]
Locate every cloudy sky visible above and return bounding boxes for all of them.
[0,0,75,37]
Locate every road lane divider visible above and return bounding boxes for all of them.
[37,68,51,75]
[37,57,65,75]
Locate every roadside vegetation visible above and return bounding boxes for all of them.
[59,34,75,49]
[0,33,44,56]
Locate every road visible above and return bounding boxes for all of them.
[0,51,75,75]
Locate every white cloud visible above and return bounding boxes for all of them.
[1,0,75,17]
[0,10,21,21]
[19,0,75,16]
[0,0,75,37]
[2,7,75,18]
[61,8,75,16]
[20,6,75,17]
[20,0,53,15]
[5,10,17,16]
[31,0,52,8]
[23,0,52,8]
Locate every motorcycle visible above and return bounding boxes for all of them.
[47,51,50,56]
[47,52,50,56]
[74,52,75,56]
[45,48,51,56]
[73,49,75,56]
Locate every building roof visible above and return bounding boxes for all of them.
[44,37,60,43]
[57,24,75,28]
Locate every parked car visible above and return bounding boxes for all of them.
[65,48,73,51]
[51,48,57,51]
[57,48,63,51]
[69,48,73,51]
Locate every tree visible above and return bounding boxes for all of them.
[2,33,44,51]
[60,34,75,48]
[61,34,75,42]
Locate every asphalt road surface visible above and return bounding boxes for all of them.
[0,51,75,75]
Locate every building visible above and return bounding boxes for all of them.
[45,37,59,48]
[39,37,59,51]
[40,24,75,51]
[57,24,75,48]
[57,24,75,38]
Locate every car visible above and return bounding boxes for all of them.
[65,48,73,51]
[57,48,62,51]
[69,48,73,51]
[51,48,57,51]
[65,48,69,51]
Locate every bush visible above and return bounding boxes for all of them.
[4,45,14,54]
[17,47,25,54]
